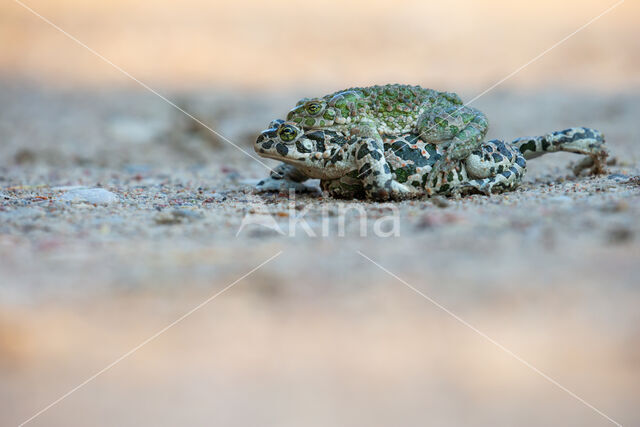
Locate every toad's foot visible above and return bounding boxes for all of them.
[255,163,318,194]
[571,155,607,176]
[255,177,318,194]
[368,180,414,201]
[424,149,461,195]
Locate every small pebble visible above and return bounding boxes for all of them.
[59,188,119,204]
[623,176,640,186]
[607,226,634,244]
[600,201,629,213]
[607,173,627,181]
[547,195,572,203]
[154,209,202,225]
[14,149,36,164]
[431,196,450,208]
[416,213,459,228]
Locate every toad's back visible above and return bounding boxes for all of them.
[322,84,463,133]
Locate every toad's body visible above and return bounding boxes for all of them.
[286,84,474,138]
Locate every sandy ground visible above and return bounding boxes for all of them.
[0,82,639,426]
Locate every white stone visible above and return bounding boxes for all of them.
[59,188,119,204]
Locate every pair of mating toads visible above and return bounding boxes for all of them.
[254,84,607,200]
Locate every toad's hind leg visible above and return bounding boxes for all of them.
[457,140,527,195]
[513,127,607,174]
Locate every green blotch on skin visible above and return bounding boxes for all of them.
[449,125,459,135]
[461,113,474,122]
[394,165,415,184]
[293,117,302,123]
[323,109,335,120]
[319,120,325,126]
[337,107,350,119]
[304,118,315,127]
[341,182,359,191]
[443,93,463,105]
[434,117,448,128]
[395,169,409,183]
[447,171,454,182]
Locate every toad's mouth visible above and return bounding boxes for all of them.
[255,139,313,163]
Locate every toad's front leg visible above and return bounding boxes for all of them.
[418,105,488,194]
[353,135,412,201]
[348,120,412,200]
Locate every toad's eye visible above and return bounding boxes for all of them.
[305,102,322,116]
[278,124,298,142]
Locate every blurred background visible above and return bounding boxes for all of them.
[1,0,639,90]
[0,0,640,93]
[1,0,639,426]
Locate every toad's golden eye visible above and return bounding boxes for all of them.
[305,102,322,116]
[278,124,297,142]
